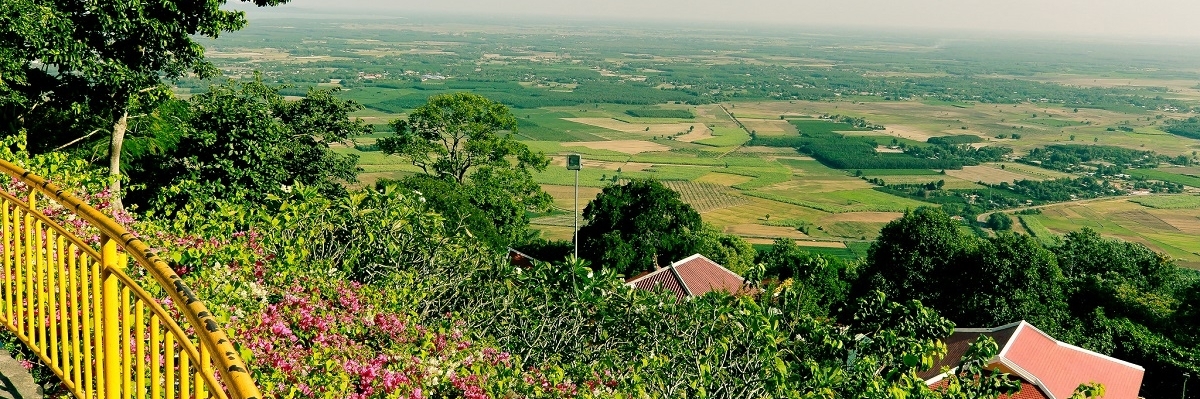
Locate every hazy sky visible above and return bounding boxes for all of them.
[244,0,1200,41]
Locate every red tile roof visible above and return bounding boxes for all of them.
[931,378,1050,399]
[626,254,744,300]
[918,323,1020,381]
[507,247,538,268]
[923,321,1145,399]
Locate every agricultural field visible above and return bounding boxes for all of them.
[1023,198,1200,269]
[203,18,1200,258]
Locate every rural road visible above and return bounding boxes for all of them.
[715,104,750,159]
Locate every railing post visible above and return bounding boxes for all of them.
[102,236,123,399]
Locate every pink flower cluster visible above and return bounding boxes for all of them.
[227,275,611,399]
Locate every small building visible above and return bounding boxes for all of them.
[921,321,1145,399]
[506,247,539,268]
[625,254,746,300]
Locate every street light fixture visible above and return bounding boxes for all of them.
[1184,372,1190,399]
[567,154,582,259]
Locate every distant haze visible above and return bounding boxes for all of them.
[237,0,1200,41]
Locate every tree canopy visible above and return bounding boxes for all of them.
[380,92,551,244]
[0,0,291,209]
[852,207,1200,398]
[133,78,366,211]
[578,179,704,274]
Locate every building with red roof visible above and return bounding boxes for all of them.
[625,254,746,300]
[506,247,539,268]
[921,321,1145,399]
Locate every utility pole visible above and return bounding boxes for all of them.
[567,154,582,259]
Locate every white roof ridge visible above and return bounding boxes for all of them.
[669,262,693,296]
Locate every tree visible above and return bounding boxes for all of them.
[380,93,551,243]
[690,224,757,276]
[0,0,290,211]
[987,212,1013,231]
[951,233,1069,331]
[578,179,703,275]
[854,207,977,306]
[757,238,848,316]
[383,175,504,250]
[138,78,366,211]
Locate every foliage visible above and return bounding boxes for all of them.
[856,207,1200,398]
[986,213,1013,231]
[0,0,287,142]
[380,92,552,244]
[135,77,366,211]
[0,0,293,212]
[927,135,983,145]
[1129,195,1200,209]
[381,175,505,250]
[578,179,704,275]
[756,239,850,316]
[1162,116,1200,140]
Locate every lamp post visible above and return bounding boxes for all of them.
[1184,372,1190,399]
[567,154,582,259]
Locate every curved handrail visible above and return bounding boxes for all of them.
[0,158,263,399]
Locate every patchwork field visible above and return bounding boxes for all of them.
[1025,198,1200,269]
[333,95,1200,259]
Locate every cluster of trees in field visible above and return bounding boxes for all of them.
[1020,144,1193,174]
[819,114,884,129]
[751,129,1013,171]
[1163,116,1200,140]
[903,142,1013,166]
[869,173,1174,219]
[927,135,983,145]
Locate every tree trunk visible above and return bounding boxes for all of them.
[109,111,128,213]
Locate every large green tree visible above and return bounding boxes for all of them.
[136,78,366,211]
[854,206,977,306]
[579,179,703,274]
[380,93,551,243]
[0,0,289,211]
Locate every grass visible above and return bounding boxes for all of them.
[1020,118,1087,128]
[696,127,751,147]
[1128,169,1200,188]
[514,111,618,142]
[625,109,694,119]
[1130,195,1200,210]
[777,159,854,177]
[747,189,928,214]
[820,221,888,240]
[522,141,631,158]
[628,152,726,166]
[659,181,750,212]
[749,244,864,260]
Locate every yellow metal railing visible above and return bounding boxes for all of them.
[0,159,262,399]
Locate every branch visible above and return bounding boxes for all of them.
[52,128,106,152]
